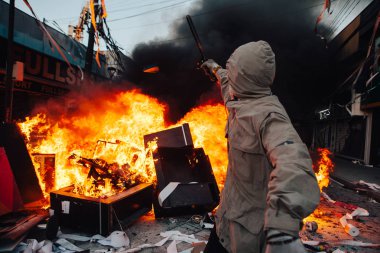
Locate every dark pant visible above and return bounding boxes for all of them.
[204,227,229,253]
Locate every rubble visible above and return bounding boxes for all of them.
[300,180,380,253]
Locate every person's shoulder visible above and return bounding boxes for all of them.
[245,96,290,123]
[246,95,284,111]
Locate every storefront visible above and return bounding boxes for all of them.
[0,1,108,120]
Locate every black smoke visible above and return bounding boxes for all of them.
[129,0,339,123]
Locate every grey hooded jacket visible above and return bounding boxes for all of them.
[214,41,320,253]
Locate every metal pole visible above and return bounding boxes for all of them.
[4,0,15,123]
[84,0,98,75]
[364,112,373,165]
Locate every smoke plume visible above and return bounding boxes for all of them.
[130,0,337,123]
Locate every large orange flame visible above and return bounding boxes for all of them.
[18,89,228,198]
[18,87,335,200]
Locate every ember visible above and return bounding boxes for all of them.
[17,89,228,198]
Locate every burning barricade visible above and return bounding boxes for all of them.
[17,89,227,200]
[47,123,219,235]
[14,89,225,235]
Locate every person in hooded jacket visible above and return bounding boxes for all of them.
[201,41,320,253]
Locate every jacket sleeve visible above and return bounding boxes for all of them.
[215,68,231,104]
[259,112,320,237]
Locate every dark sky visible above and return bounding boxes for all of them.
[129,0,348,123]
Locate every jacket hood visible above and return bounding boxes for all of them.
[226,41,275,98]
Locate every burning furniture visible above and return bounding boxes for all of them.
[49,143,154,235]
[144,123,220,217]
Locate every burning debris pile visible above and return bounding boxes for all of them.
[17,88,227,199]
[17,84,337,202]
[68,152,145,198]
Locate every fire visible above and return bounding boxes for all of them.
[18,90,167,198]
[18,89,228,198]
[178,104,227,187]
[314,148,334,192]
[304,148,334,224]
[18,85,335,200]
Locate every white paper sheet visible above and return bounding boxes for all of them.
[119,230,206,253]
[98,231,130,248]
[55,239,84,252]
[167,240,177,253]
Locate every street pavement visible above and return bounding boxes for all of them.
[332,156,380,185]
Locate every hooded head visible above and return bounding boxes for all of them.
[226,41,275,98]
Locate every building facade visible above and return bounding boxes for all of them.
[0,1,109,120]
